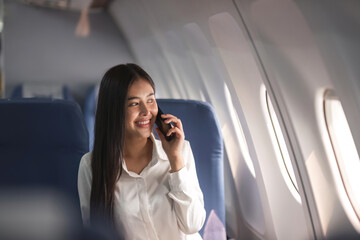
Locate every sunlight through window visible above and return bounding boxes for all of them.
[324,91,360,224]
[224,83,256,177]
[261,86,301,203]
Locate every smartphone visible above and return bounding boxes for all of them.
[155,107,175,141]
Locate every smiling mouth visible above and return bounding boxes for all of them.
[135,119,151,127]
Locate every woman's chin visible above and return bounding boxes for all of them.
[138,129,152,139]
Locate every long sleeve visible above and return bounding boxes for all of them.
[167,141,206,234]
[77,153,92,226]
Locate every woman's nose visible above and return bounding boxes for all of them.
[139,103,150,115]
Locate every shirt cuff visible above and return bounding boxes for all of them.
[169,167,189,192]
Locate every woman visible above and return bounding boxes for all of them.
[78,63,206,240]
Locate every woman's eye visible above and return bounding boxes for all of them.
[129,102,138,106]
[147,99,154,103]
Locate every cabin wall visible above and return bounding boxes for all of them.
[2,0,134,104]
[235,0,360,238]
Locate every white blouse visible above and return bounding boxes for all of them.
[77,134,206,240]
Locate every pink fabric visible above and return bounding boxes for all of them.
[203,210,226,240]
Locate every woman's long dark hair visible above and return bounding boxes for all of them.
[90,63,155,225]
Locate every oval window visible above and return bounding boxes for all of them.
[324,90,360,227]
[262,86,301,203]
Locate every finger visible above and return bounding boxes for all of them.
[167,127,184,139]
[161,114,180,124]
[164,117,183,131]
[161,113,176,119]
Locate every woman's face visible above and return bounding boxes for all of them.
[124,78,158,140]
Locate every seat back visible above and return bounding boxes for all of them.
[0,99,89,217]
[156,99,225,234]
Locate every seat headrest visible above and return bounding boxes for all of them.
[0,99,88,148]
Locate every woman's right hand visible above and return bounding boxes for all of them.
[155,113,185,172]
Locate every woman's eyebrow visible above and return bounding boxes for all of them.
[127,93,154,101]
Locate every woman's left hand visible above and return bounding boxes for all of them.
[155,114,185,172]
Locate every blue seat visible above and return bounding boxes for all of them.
[156,99,225,235]
[0,99,89,217]
[11,83,74,100]
[83,85,99,150]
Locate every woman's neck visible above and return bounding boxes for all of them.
[124,136,153,161]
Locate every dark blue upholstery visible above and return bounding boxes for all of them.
[11,84,74,100]
[83,85,99,150]
[0,99,89,217]
[157,99,225,235]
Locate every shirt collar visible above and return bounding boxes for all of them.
[122,133,168,176]
[150,133,168,161]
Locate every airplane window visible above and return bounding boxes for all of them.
[324,90,360,225]
[224,83,256,177]
[262,87,301,203]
